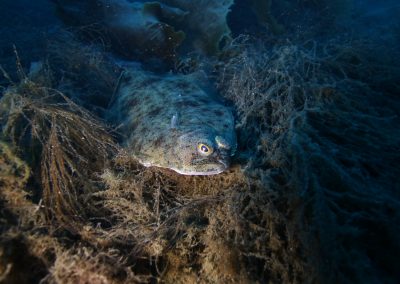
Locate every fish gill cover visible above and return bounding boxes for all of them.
[0,0,399,283]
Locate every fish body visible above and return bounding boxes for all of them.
[110,69,236,175]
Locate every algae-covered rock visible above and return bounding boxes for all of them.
[53,0,186,60]
[53,0,235,58]
[161,0,234,55]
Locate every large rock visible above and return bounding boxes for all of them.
[53,0,186,60]
[162,0,234,55]
[53,0,234,59]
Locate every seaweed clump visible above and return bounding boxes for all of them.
[0,30,399,283]
[218,36,400,282]
[0,66,117,233]
[45,31,121,115]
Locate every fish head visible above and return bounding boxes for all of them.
[171,129,236,175]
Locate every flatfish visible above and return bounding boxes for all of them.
[110,69,237,175]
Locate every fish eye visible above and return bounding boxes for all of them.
[197,143,213,156]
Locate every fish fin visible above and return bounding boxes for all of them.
[170,112,179,129]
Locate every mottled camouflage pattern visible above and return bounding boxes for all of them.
[110,70,236,175]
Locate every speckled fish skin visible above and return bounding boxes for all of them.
[110,69,237,175]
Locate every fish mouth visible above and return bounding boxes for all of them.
[173,168,225,176]
[171,159,229,176]
[197,159,230,175]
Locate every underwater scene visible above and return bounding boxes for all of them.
[0,0,399,283]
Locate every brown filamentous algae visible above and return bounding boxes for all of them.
[109,69,236,175]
